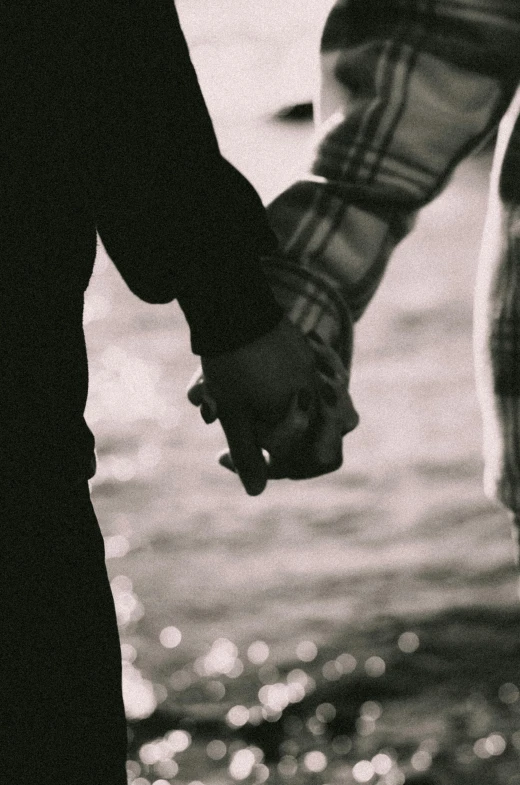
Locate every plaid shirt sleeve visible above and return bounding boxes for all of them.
[266,0,520,373]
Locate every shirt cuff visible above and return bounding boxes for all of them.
[261,253,353,371]
[176,253,284,356]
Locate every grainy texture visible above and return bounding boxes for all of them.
[83,2,520,783]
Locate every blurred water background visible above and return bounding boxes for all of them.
[83,1,520,784]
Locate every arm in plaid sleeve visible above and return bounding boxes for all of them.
[266,0,520,369]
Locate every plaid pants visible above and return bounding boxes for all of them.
[266,0,520,523]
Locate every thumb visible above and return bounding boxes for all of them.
[260,388,313,458]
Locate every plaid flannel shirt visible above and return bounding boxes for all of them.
[265,0,520,514]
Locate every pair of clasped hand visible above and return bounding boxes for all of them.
[187,317,359,495]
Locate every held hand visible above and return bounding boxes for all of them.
[188,329,359,488]
[217,336,358,479]
[260,335,358,477]
[197,317,319,495]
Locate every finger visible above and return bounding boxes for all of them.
[314,414,344,468]
[263,382,347,479]
[218,451,237,473]
[264,449,340,480]
[312,382,343,466]
[219,450,272,473]
[188,381,218,417]
[218,407,268,496]
[187,374,219,422]
[201,401,218,424]
[218,450,306,480]
[260,388,313,458]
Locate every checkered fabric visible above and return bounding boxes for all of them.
[265,0,520,513]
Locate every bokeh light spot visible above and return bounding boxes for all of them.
[304,751,327,773]
[287,682,305,703]
[139,743,162,766]
[473,738,492,759]
[166,730,192,752]
[398,631,420,653]
[207,740,227,760]
[126,760,141,780]
[104,534,130,559]
[228,658,245,678]
[352,760,375,782]
[205,680,226,700]
[287,668,307,685]
[248,706,264,725]
[296,640,318,662]
[121,643,137,663]
[336,653,357,673]
[123,663,157,720]
[227,705,250,728]
[259,683,290,712]
[111,577,144,628]
[411,750,432,771]
[360,701,382,720]
[365,656,386,677]
[316,702,337,723]
[154,759,178,779]
[205,638,238,675]
[159,626,182,649]
[322,660,342,681]
[485,733,507,756]
[262,706,283,722]
[254,763,270,782]
[194,656,208,677]
[229,749,256,780]
[420,737,439,755]
[153,683,168,704]
[278,755,298,777]
[247,641,270,665]
[307,717,326,736]
[385,770,405,785]
[111,574,133,592]
[250,746,265,763]
[286,669,315,695]
[498,682,519,704]
[154,739,175,760]
[280,740,299,757]
[371,753,393,775]
[356,716,376,736]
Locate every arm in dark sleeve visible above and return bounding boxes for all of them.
[66,0,282,354]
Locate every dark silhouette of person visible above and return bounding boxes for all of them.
[0,3,320,782]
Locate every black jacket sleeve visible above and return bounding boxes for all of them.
[63,0,283,354]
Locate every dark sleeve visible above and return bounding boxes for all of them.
[66,0,283,354]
